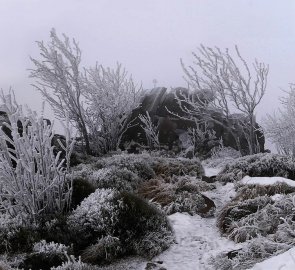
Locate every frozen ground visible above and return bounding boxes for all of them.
[135,166,240,270]
[241,175,295,187]
[102,167,295,270]
[248,247,295,270]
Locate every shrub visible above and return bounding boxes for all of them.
[71,178,96,209]
[210,237,291,270]
[218,193,295,243]
[67,188,121,251]
[217,196,273,234]
[94,153,155,180]
[164,191,206,215]
[81,236,121,264]
[153,157,204,179]
[67,189,174,262]
[216,153,295,183]
[138,176,215,215]
[0,93,74,225]
[95,168,140,192]
[202,146,240,169]
[235,182,295,201]
[51,255,95,270]
[0,214,40,253]
[21,240,70,270]
[114,192,174,259]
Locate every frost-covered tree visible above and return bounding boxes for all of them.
[83,63,142,153]
[265,85,295,156]
[30,28,90,154]
[176,45,268,155]
[0,91,75,224]
[30,29,142,155]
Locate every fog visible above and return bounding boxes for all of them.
[0,0,294,141]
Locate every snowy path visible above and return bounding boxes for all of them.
[144,167,239,270]
[153,213,238,270]
[103,167,240,270]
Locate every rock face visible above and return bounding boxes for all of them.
[121,87,265,156]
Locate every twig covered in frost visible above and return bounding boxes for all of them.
[139,111,160,149]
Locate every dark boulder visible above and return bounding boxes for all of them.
[121,87,265,156]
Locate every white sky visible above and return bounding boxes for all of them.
[0,0,294,136]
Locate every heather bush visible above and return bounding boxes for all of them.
[67,189,174,263]
[94,153,155,180]
[0,214,40,253]
[114,192,174,259]
[153,157,204,179]
[81,236,121,264]
[216,153,295,183]
[235,182,295,201]
[71,178,96,209]
[217,196,273,234]
[50,255,95,270]
[67,188,121,251]
[22,240,70,270]
[210,237,291,270]
[164,191,206,215]
[202,146,240,169]
[137,176,214,215]
[95,168,140,192]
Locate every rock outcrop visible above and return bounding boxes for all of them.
[121,87,265,156]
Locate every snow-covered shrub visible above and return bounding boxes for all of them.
[81,236,121,264]
[0,261,12,270]
[164,191,206,215]
[133,229,174,258]
[50,255,94,270]
[137,176,213,215]
[32,240,70,255]
[235,182,295,201]
[216,153,295,183]
[0,213,40,253]
[153,157,204,179]
[22,240,70,270]
[95,168,140,192]
[210,237,291,270]
[217,196,273,234]
[94,153,155,180]
[0,93,74,224]
[71,178,96,209]
[114,192,174,259]
[227,203,284,242]
[234,237,290,269]
[219,193,295,243]
[67,188,121,250]
[202,146,240,169]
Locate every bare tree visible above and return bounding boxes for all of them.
[265,85,295,156]
[176,45,268,155]
[30,28,91,154]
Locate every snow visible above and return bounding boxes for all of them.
[204,166,222,177]
[249,247,295,270]
[241,175,295,187]
[138,167,239,270]
[152,212,241,270]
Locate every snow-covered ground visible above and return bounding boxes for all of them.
[136,166,240,270]
[248,247,295,270]
[101,167,295,270]
[241,175,295,187]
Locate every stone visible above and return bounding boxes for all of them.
[121,87,265,156]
